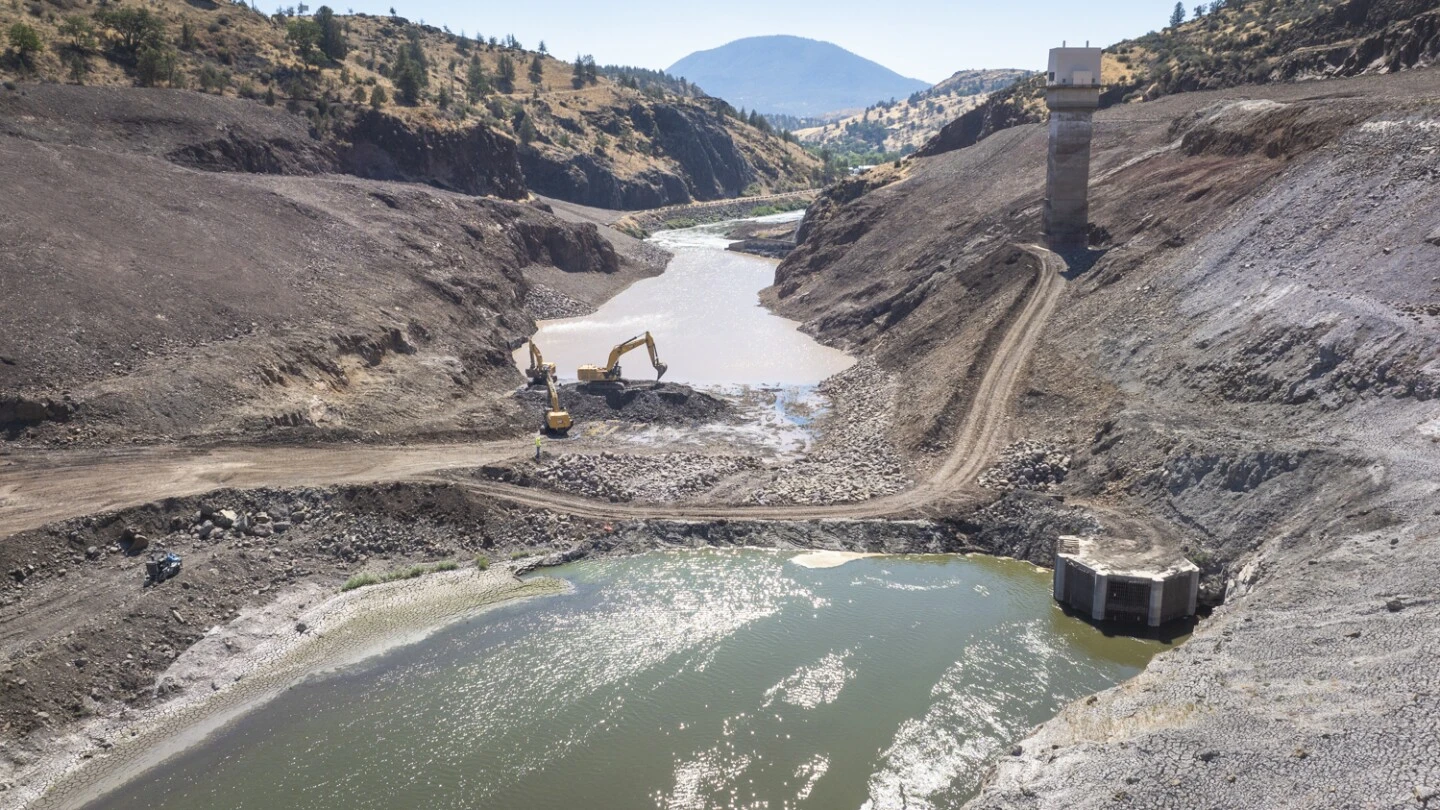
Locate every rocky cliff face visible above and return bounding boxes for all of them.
[642,102,757,200]
[519,149,689,209]
[518,100,761,209]
[338,109,528,200]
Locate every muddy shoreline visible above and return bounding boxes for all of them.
[1,479,1053,808]
[11,568,560,810]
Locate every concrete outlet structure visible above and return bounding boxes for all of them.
[1053,535,1199,627]
[1043,46,1104,251]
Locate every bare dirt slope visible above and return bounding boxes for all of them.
[770,68,1440,807]
[0,84,660,446]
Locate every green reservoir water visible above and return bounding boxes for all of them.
[92,550,1172,810]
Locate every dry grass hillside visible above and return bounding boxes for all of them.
[795,68,1029,154]
[918,0,1440,157]
[0,0,819,206]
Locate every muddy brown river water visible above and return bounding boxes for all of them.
[515,213,854,387]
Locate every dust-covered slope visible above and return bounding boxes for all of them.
[771,68,1440,807]
[0,85,657,445]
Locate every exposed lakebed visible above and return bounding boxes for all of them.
[90,550,1172,810]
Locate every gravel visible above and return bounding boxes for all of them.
[534,452,762,502]
[750,361,911,505]
[978,440,1072,492]
[523,283,594,320]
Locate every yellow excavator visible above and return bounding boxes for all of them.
[525,340,557,387]
[525,340,572,434]
[540,369,573,436]
[577,331,667,384]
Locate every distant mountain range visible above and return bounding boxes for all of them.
[668,36,931,118]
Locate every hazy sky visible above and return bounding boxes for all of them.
[341,0,1175,84]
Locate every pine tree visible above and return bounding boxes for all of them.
[314,6,347,62]
[1169,2,1186,27]
[495,53,516,92]
[528,53,543,86]
[392,49,423,103]
[516,112,537,144]
[466,55,489,102]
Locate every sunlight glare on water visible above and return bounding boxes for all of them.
[92,550,1174,810]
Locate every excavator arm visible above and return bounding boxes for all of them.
[542,369,572,435]
[579,331,667,383]
[526,340,556,385]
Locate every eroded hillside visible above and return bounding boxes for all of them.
[770,68,1440,807]
[0,84,662,444]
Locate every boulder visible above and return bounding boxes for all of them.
[120,527,149,554]
[213,510,238,529]
[1425,225,1440,246]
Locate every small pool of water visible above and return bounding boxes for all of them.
[91,549,1176,810]
[515,212,854,387]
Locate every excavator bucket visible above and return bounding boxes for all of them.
[655,362,667,381]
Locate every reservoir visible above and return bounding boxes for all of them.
[515,213,855,387]
[91,549,1173,810]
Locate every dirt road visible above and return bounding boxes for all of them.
[0,245,1065,534]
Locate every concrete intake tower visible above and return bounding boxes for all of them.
[1043,46,1103,251]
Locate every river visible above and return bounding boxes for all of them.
[89,550,1172,810]
[515,212,854,386]
[76,217,1176,810]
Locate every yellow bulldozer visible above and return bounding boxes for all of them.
[578,331,667,385]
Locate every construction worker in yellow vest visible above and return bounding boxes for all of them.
[534,433,543,461]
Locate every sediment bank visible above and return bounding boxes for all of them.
[612,191,817,237]
[10,566,561,810]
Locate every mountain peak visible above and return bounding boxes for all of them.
[667,36,930,118]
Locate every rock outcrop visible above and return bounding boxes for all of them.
[518,100,762,209]
[519,148,689,209]
[337,109,528,200]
